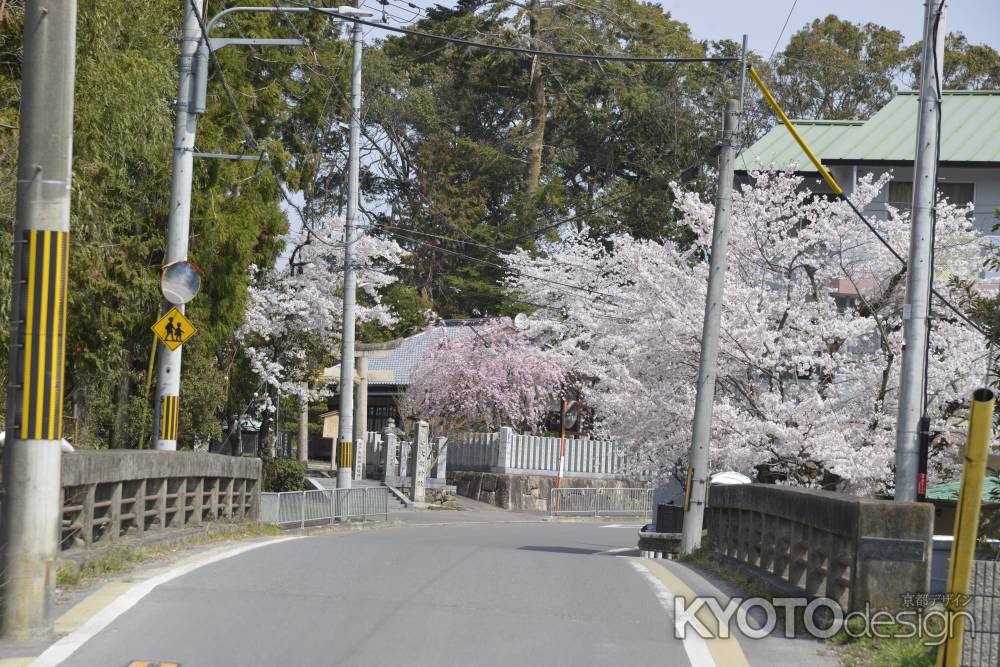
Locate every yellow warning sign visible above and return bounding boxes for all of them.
[151,306,197,352]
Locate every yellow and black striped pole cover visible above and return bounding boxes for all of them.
[160,395,179,441]
[339,439,353,469]
[13,230,69,441]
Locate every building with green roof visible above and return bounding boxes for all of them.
[739,90,1000,240]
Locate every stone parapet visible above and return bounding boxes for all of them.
[707,484,934,612]
[59,450,261,551]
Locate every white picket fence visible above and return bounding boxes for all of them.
[447,427,638,479]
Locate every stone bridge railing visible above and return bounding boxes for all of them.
[707,484,933,612]
[59,451,261,551]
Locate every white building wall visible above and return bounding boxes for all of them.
[815,164,1000,280]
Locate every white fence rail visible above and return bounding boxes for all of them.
[447,427,641,479]
[548,487,653,517]
[260,487,389,527]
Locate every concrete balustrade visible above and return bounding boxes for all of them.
[59,450,261,551]
[707,484,934,612]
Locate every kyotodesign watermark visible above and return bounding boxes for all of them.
[673,595,973,645]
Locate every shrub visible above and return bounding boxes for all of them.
[261,456,306,492]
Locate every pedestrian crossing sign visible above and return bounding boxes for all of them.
[152,306,197,351]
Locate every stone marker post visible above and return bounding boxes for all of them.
[497,426,515,473]
[433,436,448,481]
[411,420,429,502]
[382,420,398,485]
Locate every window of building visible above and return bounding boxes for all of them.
[887,181,975,211]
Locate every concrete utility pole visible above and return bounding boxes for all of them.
[680,99,739,555]
[152,0,204,450]
[336,10,365,490]
[894,0,946,503]
[0,0,77,638]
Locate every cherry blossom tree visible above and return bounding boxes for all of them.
[401,319,566,432]
[505,171,987,492]
[240,215,406,405]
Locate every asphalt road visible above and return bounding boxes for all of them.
[44,515,835,667]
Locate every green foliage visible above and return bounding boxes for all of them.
[904,32,1000,90]
[759,15,908,121]
[756,18,1000,124]
[834,622,937,667]
[261,456,306,492]
[2,1,997,450]
[0,1,336,447]
[358,0,745,318]
[55,522,282,588]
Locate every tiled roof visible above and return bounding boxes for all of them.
[322,319,484,387]
[741,90,1000,173]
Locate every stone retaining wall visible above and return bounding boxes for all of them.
[447,470,646,511]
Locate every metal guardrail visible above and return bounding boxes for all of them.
[548,487,652,517]
[261,487,390,527]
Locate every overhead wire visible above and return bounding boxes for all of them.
[768,1,798,61]
[291,1,739,64]
[381,226,625,303]
[746,64,987,344]
[197,0,748,319]
[187,0,339,249]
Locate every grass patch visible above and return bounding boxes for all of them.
[678,547,784,601]
[56,522,282,589]
[833,619,938,667]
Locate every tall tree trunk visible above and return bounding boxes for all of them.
[525,0,546,197]
[110,376,130,449]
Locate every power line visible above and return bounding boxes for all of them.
[768,0,799,61]
[292,1,739,64]
[380,226,626,303]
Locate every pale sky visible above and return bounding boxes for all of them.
[666,0,1000,55]
[392,0,1000,54]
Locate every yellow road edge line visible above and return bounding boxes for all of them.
[53,581,134,634]
[635,557,752,667]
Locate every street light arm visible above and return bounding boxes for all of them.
[194,6,321,114]
[205,6,313,34]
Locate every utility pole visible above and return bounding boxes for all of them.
[894,0,946,503]
[152,0,204,450]
[0,0,77,638]
[336,10,365,490]
[680,99,739,555]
